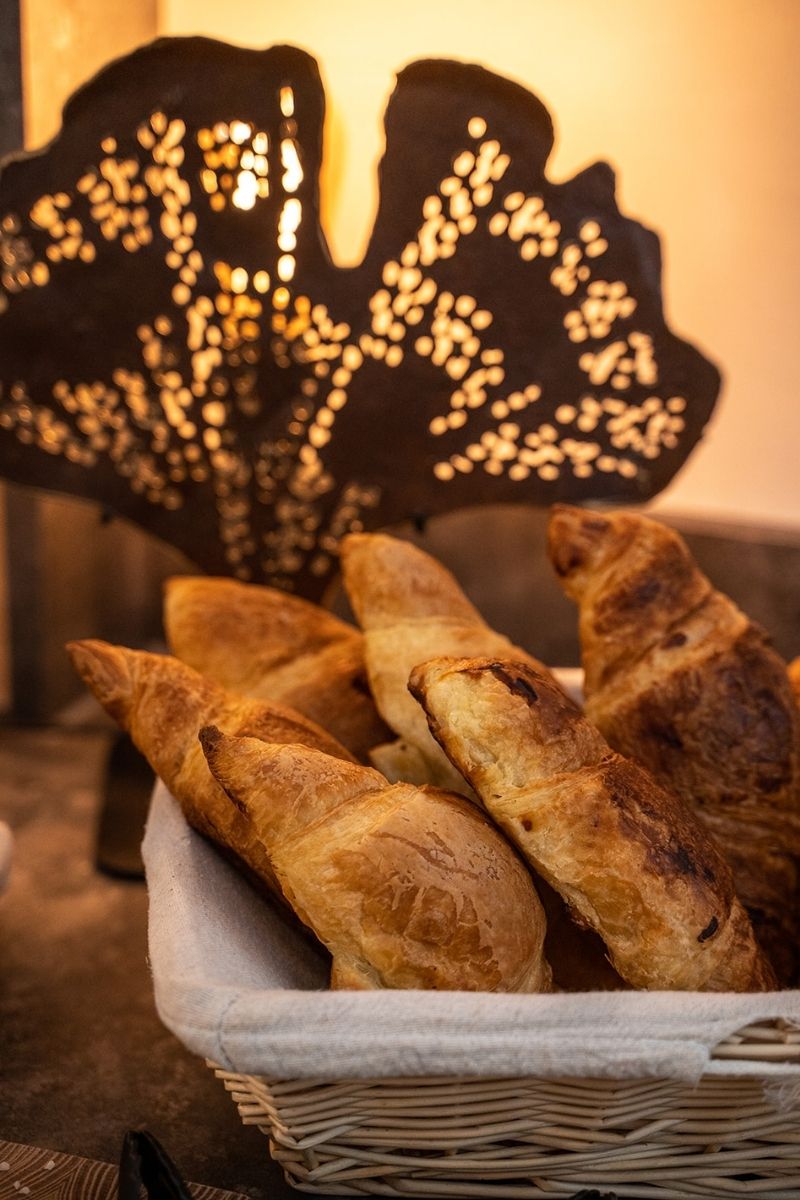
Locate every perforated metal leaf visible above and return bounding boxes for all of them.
[0,38,721,596]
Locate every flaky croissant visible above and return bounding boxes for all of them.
[200,726,552,993]
[66,639,354,897]
[410,656,775,992]
[340,532,557,794]
[164,576,390,761]
[548,504,800,983]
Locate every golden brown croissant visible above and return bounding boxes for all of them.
[200,726,552,993]
[547,504,800,983]
[340,532,557,794]
[66,639,355,897]
[410,656,775,992]
[164,576,390,761]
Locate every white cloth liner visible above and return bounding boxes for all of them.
[143,781,800,1085]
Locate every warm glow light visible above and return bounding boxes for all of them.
[283,197,302,228]
[232,168,258,209]
[203,400,227,425]
[281,140,303,192]
[277,254,295,282]
[230,120,251,144]
[278,196,302,253]
[280,86,295,117]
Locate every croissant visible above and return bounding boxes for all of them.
[547,504,800,983]
[339,532,557,793]
[200,726,552,993]
[409,656,775,992]
[164,576,391,761]
[66,639,355,897]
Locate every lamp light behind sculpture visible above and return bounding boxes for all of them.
[0,38,720,599]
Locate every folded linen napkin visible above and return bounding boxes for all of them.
[144,782,800,1084]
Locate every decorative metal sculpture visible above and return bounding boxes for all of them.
[0,38,720,597]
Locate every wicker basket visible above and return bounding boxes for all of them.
[211,1021,800,1198]
[142,779,800,1197]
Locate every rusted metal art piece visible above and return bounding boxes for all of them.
[0,38,721,596]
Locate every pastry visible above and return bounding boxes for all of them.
[547,504,800,983]
[164,576,390,761]
[66,638,354,897]
[200,726,552,993]
[340,532,557,794]
[409,655,775,992]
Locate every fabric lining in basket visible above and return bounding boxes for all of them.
[143,782,800,1084]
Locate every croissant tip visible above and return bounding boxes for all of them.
[65,637,108,671]
[66,636,96,651]
[339,531,369,557]
[407,661,429,702]
[65,639,136,728]
[164,574,208,599]
[163,575,183,596]
[199,723,223,756]
[408,656,456,696]
[547,502,591,528]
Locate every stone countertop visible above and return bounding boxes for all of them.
[0,726,296,1199]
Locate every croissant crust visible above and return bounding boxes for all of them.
[164,575,390,761]
[201,728,552,994]
[66,638,355,898]
[340,532,557,793]
[547,504,800,984]
[410,654,774,993]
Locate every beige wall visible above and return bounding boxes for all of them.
[22,0,159,148]
[160,0,800,531]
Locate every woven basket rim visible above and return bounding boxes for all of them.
[210,1045,800,1199]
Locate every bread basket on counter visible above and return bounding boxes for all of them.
[144,777,800,1199]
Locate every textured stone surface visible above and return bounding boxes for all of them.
[0,727,293,1198]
